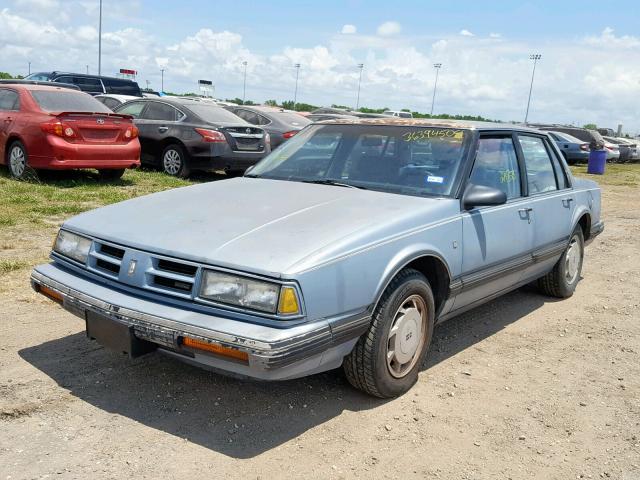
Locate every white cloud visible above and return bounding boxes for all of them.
[460,29,475,37]
[341,24,356,35]
[585,26,640,49]
[377,21,401,37]
[489,32,501,38]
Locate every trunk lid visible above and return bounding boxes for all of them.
[53,112,134,144]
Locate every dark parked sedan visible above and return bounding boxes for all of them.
[547,131,590,164]
[224,105,310,148]
[115,98,270,177]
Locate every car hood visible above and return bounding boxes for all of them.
[63,178,458,276]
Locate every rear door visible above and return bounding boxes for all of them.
[136,101,183,163]
[116,101,153,161]
[0,88,20,161]
[516,133,575,279]
[455,133,534,309]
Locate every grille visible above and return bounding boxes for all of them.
[89,241,124,277]
[150,257,198,296]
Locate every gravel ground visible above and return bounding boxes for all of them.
[0,182,638,480]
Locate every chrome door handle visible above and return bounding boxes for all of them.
[158,126,169,133]
[519,208,533,224]
[562,198,574,208]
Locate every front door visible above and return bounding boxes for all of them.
[454,134,534,309]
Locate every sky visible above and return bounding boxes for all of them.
[1,0,640,133]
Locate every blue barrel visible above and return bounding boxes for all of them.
[587,150,607,175]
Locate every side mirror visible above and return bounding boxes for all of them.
[462,184,507,210]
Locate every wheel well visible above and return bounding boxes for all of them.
[403,255,451,315]
[3,135,23,163]
[161,137,186,151]
[578,213,591,240]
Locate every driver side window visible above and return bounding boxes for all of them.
[469,137,521,200]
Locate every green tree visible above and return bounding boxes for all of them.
[0,72,22,79]
[264,99,278,107]
[583,123,597,130]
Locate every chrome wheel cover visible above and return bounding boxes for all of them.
[163,149,181,175]
[9,145,26,177]
[386,294,428,378]
[565,235,582,284]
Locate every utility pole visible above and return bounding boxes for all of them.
[146,79,150,90]
[98,0,102,76]
[356,63,364,110]
[293,63,301,110]
[430,63,442,116]
[160,68,165,92]
[242,61,248,104]
[524,54,541,124]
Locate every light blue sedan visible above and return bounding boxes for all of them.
[31,119,603,398]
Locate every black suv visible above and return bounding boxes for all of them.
[24,72,142,97]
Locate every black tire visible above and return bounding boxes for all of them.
[538,226,584,298]
[344,268,435,398]
[161,144,190,178]
[6,140,30,179]
[97,169,125,181]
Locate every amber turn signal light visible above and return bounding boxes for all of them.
[37,285,63,305]
[181,337,249,363]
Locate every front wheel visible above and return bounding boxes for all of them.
[344,268,435,398]
[97,169,125,181]
[161,144,190,178]
[538,226,584,298]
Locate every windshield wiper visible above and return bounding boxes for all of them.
[302,179,367,190]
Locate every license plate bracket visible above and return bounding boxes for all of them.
[86,311,156,358]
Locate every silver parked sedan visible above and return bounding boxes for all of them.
[31,119,603,398]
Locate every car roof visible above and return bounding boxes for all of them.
[46,71,137,82]
[316,117,544,132]
[0,83,83,92]
[96,94,140,101]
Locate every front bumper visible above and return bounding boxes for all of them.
[31,263,369,380]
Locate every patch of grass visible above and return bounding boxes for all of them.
[0,169,195,231]
[0,259,30,275]
[571,163,640,187]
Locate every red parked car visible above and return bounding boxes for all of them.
[0,82,140,180]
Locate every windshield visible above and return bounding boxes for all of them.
[24,73,51,81]
[31,91,112,113]
[185,104,249,124]
[249,124,470,197]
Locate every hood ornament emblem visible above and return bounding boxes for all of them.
[127,259,137,276]
[96,118,105,125]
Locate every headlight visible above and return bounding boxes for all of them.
[199,270,300,315]
[53,230,92,264]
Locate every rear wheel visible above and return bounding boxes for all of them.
[538,226,584,298]
[344,268,435,398]
[97,169,125,181]
[161,144,190,178]
[7,141,29,179]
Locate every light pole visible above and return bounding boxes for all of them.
[86,65,89,74]
[242,61,248,104]
[28,62,31,75]
[293,63,301,109]
[160,68,165,92]
[524,54,541,124]
[355,63,364,110]
[430,63,442,116]
[98,0,102,76]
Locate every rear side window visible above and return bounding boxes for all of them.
[30,91,111,113]
[0,90,19,110]
[142,102,180,121]
[103,78,142,96]
[96,97,121,111]
[187,104,249,124]
[233,109,260,124]
[518,135,558,194]
[69,76,103,92]
[470,137,521,200]
[115,101,146,118]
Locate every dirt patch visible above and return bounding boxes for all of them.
[0,181,639,480]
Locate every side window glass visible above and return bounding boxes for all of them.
[547,141,570,189]
[143,102,177,121]
[236,109,259,124]
[470,137,521,200]
[256,114,271,125]
[116,101,146,118]
[0,90,19,110]
[518,135,558,194]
